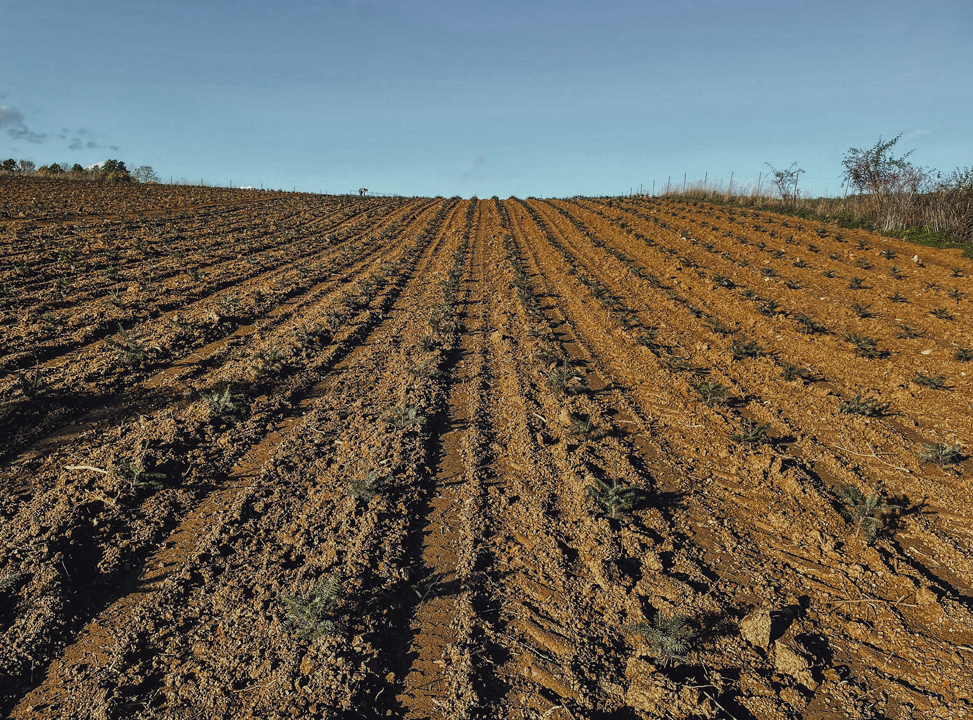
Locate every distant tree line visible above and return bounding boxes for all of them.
[0,158,160,183]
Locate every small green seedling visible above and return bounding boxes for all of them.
[281,571,343,640]
[584,475,647,522]
[252,346,287,377]
[730,338,762,359]
[917,442,962,467]
[795,314,826,334]
[349,469,389,501]
[696,381,728,405]
[214,294,239,315]
[169,315,198,334]
[325,308,346,331]
[851,302,877,318]
[637,326,662,349]
[625,612,694,668]
[408,357,442,379]
[202,386,246,424]
[545,358,588,395]
[105,324,148,367]
[838,395,885,416]
[781,363,812,382]
[116,454,166,491]
[731,420,771,445]
[913,373,946,390]
[838,485,901,542]
[662,354,692,371]
[759,300,781,316]
[845,334,882,359]
[12,365,45,402]
[567,414,605,440]
[382,405,427,430]
[294,324,329,351]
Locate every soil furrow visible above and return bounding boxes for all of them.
[1,182,971,720]
[0,201,434,461]
[1,200,454,714]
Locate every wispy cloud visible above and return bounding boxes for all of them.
[460,154,486,181]
[902,129,930,142]
[0,105,48,143]
[68,127,118,151]
[1,105,119,151]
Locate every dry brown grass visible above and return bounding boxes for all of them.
[657,180,973,244]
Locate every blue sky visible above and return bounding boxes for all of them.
[2,0,971,197]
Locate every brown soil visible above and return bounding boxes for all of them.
[1,179,972,719]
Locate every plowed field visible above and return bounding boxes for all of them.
[2,178,972,719]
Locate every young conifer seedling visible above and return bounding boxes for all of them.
[116,454,166,491]
[913,373,946,390]
[624,612,694,667]
[584,475,646,522]
[845,334,883,359]
[838,395,885,416]
[349,469,389,501]
[545,358,588,395]
[696,381,729,405]
[730,338,762,359]
[202,386,246,424]
[382,405,427,430]
[105,324,148,367]
[780,363,812,382]
[280,572,343,640]
[637,325,662,349]
[12,365,45,403]
[851,302,877,318]
[795,314,826,334]
[731,420,771,445]
[917,442,962,467]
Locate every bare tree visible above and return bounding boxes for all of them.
[132,165,160,183]
[765,162,805,205]
[841,134,927,198]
